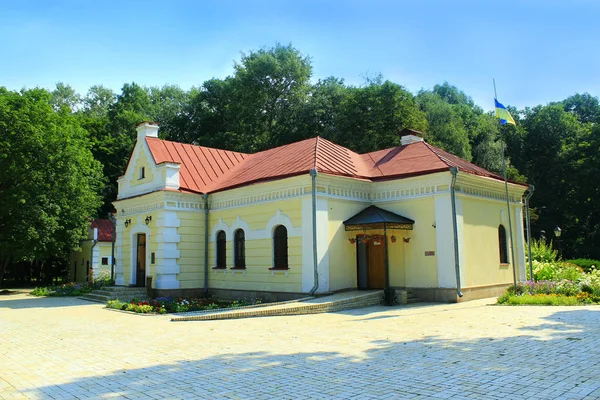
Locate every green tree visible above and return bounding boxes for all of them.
[338,78,427,153]
[228,43,313,151]
[50,82,81,112]
[0,88,103,285]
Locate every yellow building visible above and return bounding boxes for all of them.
[70,219,114,283]
[112,122,529,302]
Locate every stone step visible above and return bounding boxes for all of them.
[100,286,147,293]
[81,287,150,304]
[173,290,385,322]
[80,293,111,303]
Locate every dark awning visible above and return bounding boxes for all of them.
[343,205,414,231]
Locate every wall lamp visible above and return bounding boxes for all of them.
[145,216,152,225]
[124,219,131,228]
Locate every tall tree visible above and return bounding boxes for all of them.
[228,43,313,151]
[0,88,103,285]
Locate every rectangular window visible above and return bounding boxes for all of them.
[101,257,109,265]
[139,167,145,179]
[151,252,155,264]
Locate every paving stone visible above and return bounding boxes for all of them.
[0,292,599,399]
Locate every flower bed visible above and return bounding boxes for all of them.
[498,264,600,306]
[106,297,261,314]
[31,270,113,297]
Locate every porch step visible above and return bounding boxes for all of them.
[80,286,149,304]
[406,291,421,304]
[172,290,385,322]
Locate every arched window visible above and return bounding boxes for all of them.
[498,225,508,264]
[234,229,246,269]
[216,230,226,268]
[273,225,288,269]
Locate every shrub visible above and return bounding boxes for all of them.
[564,259,600,274]
[31,282,93,297]
[529,239,558,263]
[531,261,583,282]
[498,294,579,306]
[93,269,113,288]
[134,304,153,313]
[107,299,127,310]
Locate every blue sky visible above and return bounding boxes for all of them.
[1,0,599,110]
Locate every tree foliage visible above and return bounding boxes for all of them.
[0,88,103,284]
[2,44,600,286]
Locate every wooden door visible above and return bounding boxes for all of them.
[356,240,368,289]
[136,234,146,287]
[367,236,386,289]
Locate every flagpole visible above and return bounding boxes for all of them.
[494,79,518,291]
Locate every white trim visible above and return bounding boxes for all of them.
[117,137,181,200]
[115,223,125,285]
[514,205,527,281]
[316,197,329,293]
[456,197,467,287]
[301,197,313,292]
[154,211,181,289]
[209,211,301,243]
[434,194,455,288]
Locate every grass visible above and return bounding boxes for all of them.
[498,293,580,306]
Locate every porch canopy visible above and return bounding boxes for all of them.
[343,205,414,231]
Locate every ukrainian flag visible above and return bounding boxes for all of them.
[495,99,516,125]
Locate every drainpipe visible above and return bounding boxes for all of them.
[90,228,99,283]
[203,193,210,295]
[449,167,463,298]
[309,169,319,296]
[524,185,535,281]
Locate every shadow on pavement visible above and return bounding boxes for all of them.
[0,293,100,309]
[17,308,600,399]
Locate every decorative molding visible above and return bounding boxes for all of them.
[166,200,204,212]
[457,184,522,204]
[209,210,302,243]
[210,187,306,211]
[372,185,437,202]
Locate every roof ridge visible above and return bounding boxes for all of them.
[423,141,452,168]
[146,136,249,156]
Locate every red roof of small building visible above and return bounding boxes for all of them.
[91,219,113,242]
[142,136,522,194]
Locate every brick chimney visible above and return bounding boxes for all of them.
[136,121,159,141]
[400,128,425,146]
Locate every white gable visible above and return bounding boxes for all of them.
[116,123,181,200]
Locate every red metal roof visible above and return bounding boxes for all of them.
[91,219,113,242]
[142,136,523,194]
[146,137,249,193]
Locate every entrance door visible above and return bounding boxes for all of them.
[367,236,386,289]
[136,234,146,287]
[357,241,368,289]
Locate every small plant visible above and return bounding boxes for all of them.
[564,259,600,274]
[107,299,128,310]
[498,293,579,306]
[31,282,94,297]
[529,238,559,263]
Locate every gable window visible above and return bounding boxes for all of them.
[272,225,288,270]
[216,230,226,268]
[139,167,145,179]
[498,225,508,264]
[233,229,246,269]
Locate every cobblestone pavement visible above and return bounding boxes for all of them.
[1,291,599,400]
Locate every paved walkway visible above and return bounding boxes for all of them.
[1,291,599,399]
